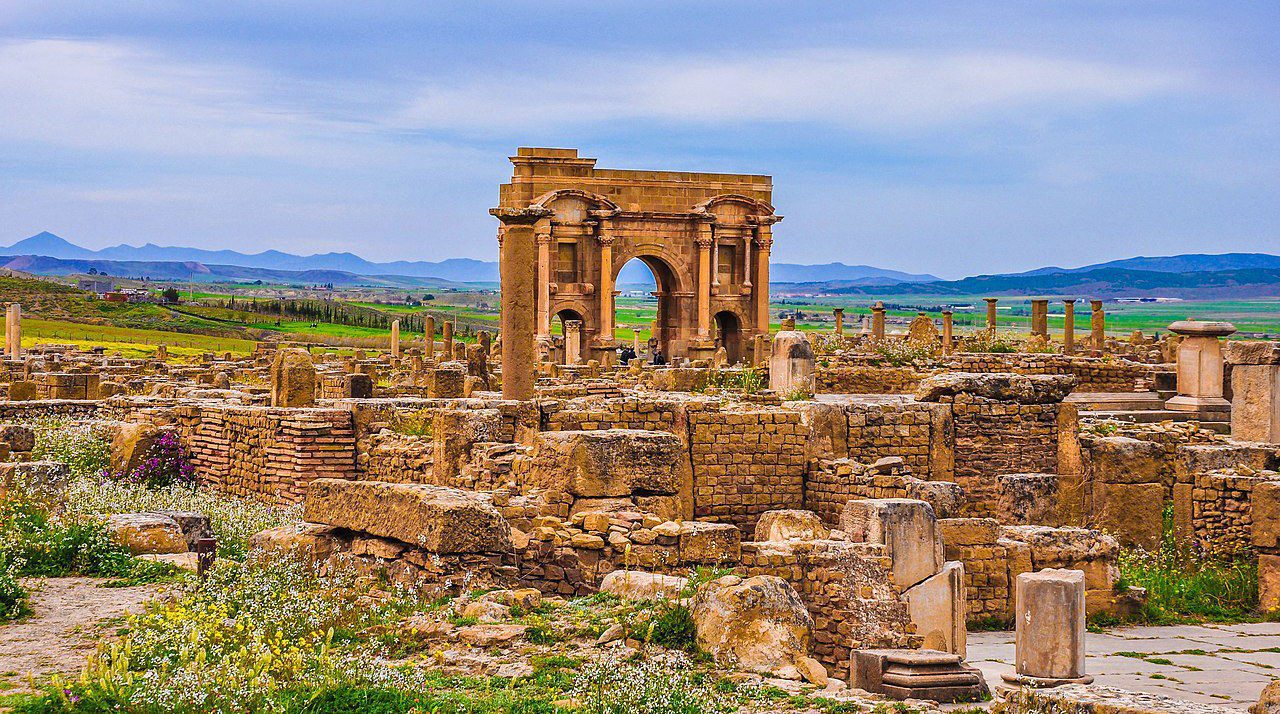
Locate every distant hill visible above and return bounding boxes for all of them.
[7,232,941,286]
[0,255,463,289]
[813,266,1280,299]
[4,232,498,282]
[1014,252,1280,276]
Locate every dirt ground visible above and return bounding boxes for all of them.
[0,577,164,696]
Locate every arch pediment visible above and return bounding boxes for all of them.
[530,189,621,212]
[693,193,776,216]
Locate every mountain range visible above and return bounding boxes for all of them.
[1,232,939,286]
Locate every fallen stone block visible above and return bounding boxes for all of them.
[598,570,688,600]
[841,498,943,591]
[106,512,188,555]
[678,521,741,564]
[754,509,829,542]
[304,478,512,554]
[691,574,813,676]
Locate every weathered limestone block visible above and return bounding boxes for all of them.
[249,522,344,562]
[1000,525,1119,592]
[901,560,967,657]
[0,461,69,500]
[996,473,1060,526]
[529,429,684,498]
[679,521,741,564]
[8,381,36,401]
[754,509,829,542]
[915,372,1076,404]
[109,422,161,475]
[1226,341,1280,443]
[0,425,35,453]
[1094,481,1164,551]
[1259,554,1280,613]
[841,498,943,590]
[344,373,373,399]
[432,408,502,480]
[304,478,512,553]
[427,364,466,399]
[1008,568,1089,684]
[1255,678,1280,714]
[145,510,212,549]
[598,570,688,600]
[106,513,188,555]
[691,574,814,676]
[270,348,316,407]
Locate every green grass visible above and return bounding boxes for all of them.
[16,318,256,356]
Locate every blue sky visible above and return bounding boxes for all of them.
[0,1,1276,278]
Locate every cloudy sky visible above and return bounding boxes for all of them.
[0,2,1276,278]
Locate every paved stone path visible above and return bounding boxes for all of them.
[969,623,1280,710]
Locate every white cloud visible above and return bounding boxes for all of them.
[395,49,1188,135]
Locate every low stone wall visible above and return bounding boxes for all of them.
[939,353,1151,392]
[815,366,924,395]
[804,457,961,525]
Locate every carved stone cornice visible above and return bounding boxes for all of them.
[748,214,783,226]
[490,206,554,225]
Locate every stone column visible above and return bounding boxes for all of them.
[833,308,845,336]
[1089,300,1105,354]
[942,310,954,355]
[871,301,886,341]
[1166,319,1236,413]
[423,314,435,360]
[442,320,454,359]
[984,298,998,331]
[754,222,774,333]
[564,319,583,364]
[390,320,400,358]
[5,303,21,359]
[710,226,721,294]
[597,222,615,344]
[1062,300,1076,354]
[536,226,553,337]
[1003,569,1091,687]
[491,206,550,401]
[770,322,815,397]
[696,223,713,338]
[742,236,753,291]
[1225,342,1280,443]
[1030,299,1048,338]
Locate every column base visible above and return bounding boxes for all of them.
[1166,395,1231,412]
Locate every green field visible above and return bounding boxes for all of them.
[11,318,256,357]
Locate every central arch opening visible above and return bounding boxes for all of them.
[616,256,675,361]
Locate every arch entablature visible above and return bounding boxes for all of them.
[693,193,776,223]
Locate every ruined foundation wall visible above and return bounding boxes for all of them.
[939,354,1150,393]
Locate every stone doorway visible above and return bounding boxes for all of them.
[714,310,743,365]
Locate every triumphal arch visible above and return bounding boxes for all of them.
[491,147,780,369]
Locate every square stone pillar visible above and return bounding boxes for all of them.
[1003,568,1091,687]
[1089,300,1105,354]
[1062,300,1076,354]
[1030,299,1048,338]
[1166,320,1236,413]
[1225,341,1280,442]
[984,298,998,331]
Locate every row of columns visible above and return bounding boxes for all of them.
[831,297,1108,354]
[695,219,774,338]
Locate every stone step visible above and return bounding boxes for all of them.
[1068,391,1165,411]
[1082,409,1231,433]
[881,670,981,688]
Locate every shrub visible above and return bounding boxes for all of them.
[0,489,145,580]
[699,368,765,395]
[113,432,196,488]
[870,341,932,367]
[632,602,698,652]
[960,332,1018,354]
[390,409,433,437]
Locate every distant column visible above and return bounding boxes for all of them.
[984,298,999,331]
[1090,300,1105,355]
[1030,299,1048,338]
[424,314,436,360]
[390,320,400,358]
[442,320,454,359]
[942,310,954,355]
[871,301,886,341]
[5,304,21,359]
[833,308,845,336]
[1062,300,1076,354]
[564,319,583,364]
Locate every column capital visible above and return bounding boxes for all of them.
[694,236,713,249]
[535,232,554,245]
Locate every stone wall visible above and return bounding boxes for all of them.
[804,457,961,526]
[815,366,923,395]
[938,354,1151,393]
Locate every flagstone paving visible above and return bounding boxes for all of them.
[969,623,1280,710]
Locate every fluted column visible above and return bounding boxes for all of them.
[754,223,773,332]
[597,221,615,343]
[696,221,713,338]
[535,223,552,337]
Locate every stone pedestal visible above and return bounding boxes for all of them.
[1225,341,1280,443]
[1165,320,1236,413]
[1003,568,1092,688]
[769,325,814,398]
